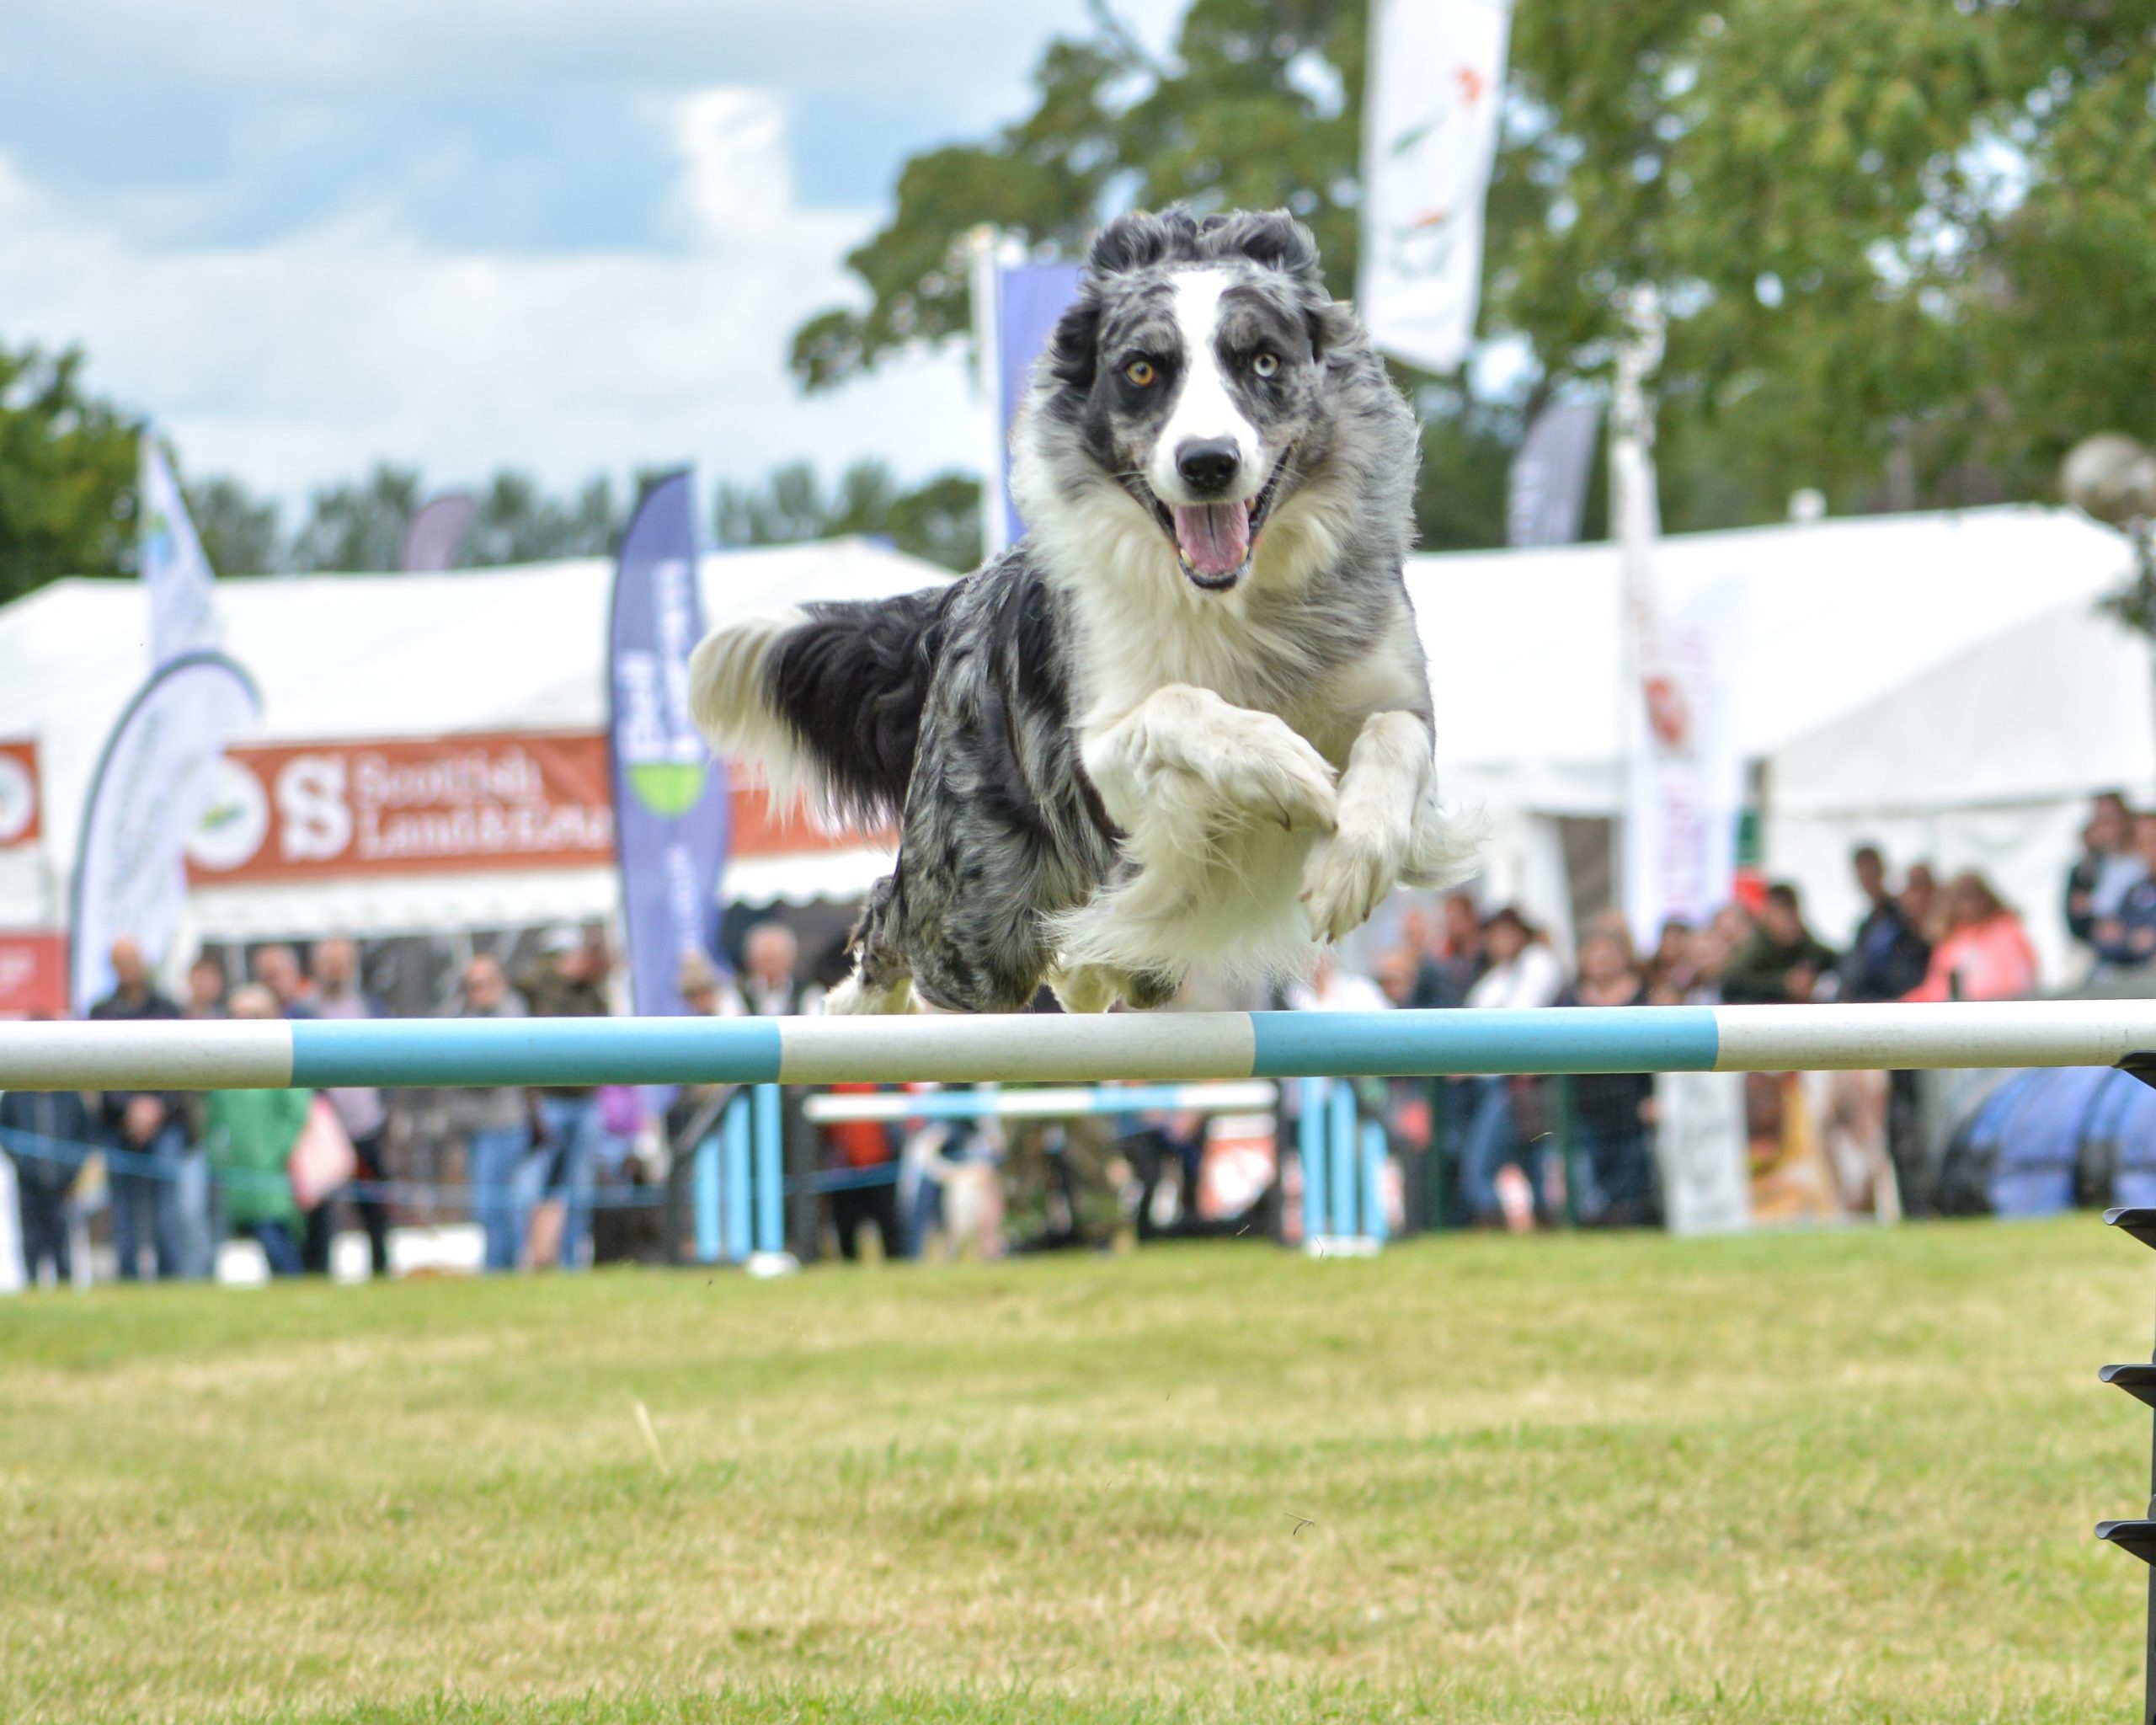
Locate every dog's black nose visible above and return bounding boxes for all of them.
[1175,439,1241,495]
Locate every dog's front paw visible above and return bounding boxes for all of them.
[1217,718,1338,833]
[1300,824,1401,943]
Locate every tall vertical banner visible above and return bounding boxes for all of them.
[1358,0,1513,375]
[1611,290,1743,943]
[70,653,260,1012]
[972,236,1083,557]
[139,437,223,665]
[609,472,730,1021]
[1622,585,1746,944]
[1507,399,1599,547]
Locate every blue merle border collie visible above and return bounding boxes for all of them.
[690,207,1474,1014]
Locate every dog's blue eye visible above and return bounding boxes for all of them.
[1124,360,1155,387]
[1251,352,1278,378]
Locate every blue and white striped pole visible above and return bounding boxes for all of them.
[6,1003,2156,1091]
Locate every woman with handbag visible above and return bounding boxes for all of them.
[204,985,318,1278]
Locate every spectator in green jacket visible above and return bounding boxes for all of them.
[1721,883,1839,1006]
[205,985,311,1277]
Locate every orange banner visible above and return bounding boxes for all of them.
[184,731,874,885]
[0,739,40,849]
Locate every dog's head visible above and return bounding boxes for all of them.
[1012,208,1404,598]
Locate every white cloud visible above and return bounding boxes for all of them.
[672,88,793,238]
[0,87,984,511]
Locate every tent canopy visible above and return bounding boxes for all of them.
[1414,505,2135,814]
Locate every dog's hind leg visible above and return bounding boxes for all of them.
[1049,963,1182,1014]
[825,875,917,1016]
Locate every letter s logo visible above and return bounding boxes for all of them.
[278,756,353,862]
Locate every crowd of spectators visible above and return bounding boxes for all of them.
[2068,791,2156,977]
[13,798,2141,1281]
[1328,832,2048,1232]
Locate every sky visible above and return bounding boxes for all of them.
[0,0,1187,517]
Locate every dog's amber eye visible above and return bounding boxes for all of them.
[1124,359,1155,387]
[1251,351,1279,378]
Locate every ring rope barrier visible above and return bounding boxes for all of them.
[5,1002,2156,1092]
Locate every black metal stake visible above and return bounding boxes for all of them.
[2099,1197,2156,1725]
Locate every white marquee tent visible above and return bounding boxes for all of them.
[0,505,2138,980]
[1764,591,2154,984]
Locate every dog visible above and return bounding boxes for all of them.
[690,207,1473,1015]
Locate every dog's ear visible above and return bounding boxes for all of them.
[1043,293,1104,392]
[1085,208,1199,277]
[1198,209,1325,291]
[1304,296,1364,366]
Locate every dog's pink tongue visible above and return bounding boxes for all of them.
[1172,501,1251,579]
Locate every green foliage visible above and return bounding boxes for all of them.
[462,472,621,567]
[288,463,425,573]
[0,341,137,601]
[791,0,2156,539]
[183,474,283,576]
[259,467,622,574]
[715,458,983,571]
[790,2,1364,393]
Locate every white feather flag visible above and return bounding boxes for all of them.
[1357,0,1513,374]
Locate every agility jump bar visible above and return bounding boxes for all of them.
[7,1002,2156,1092]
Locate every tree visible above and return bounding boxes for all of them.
[787,0,2156,537]
[714,459,983,571]
[0,341,137,601]
[462,473,620,566]
[289,464,424,573]
[184,475,282,576]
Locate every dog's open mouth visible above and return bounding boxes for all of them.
[1140,458,1289,592]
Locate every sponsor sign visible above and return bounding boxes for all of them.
[608,472,732,1022]
[1653,1069,1751,1236]
[0,931,67,1017]
[184,733,616,884]
[0,740,39,848]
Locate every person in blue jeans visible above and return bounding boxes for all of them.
[516,928,611,1270]
[2,1080,92,1284]
[88,937,190,1279]
[451,954,535,1271]
[1560,916,1659,1227]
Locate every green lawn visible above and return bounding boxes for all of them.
[3,1220,2149,1723]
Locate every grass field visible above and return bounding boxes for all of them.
[3,1219,2150,1723]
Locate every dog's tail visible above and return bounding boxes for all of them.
[688,588,950,829]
